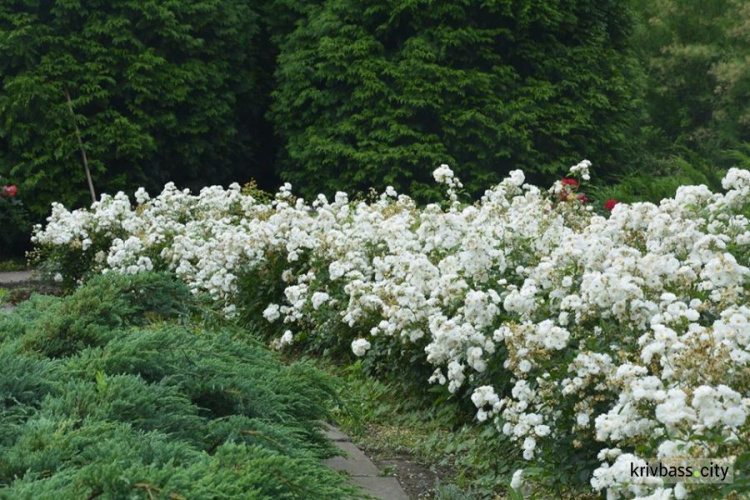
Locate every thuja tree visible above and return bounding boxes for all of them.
[270,0,641,200]
[0,0,264,216]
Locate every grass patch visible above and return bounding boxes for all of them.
[321,361,600,499]
[0,258,28,272]
[323,361,521,499]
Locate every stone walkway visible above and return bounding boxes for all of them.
[0,271,36,312]
[0,270,34,286]
[322,423,409,500]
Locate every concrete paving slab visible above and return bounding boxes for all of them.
[0,271,34,284]
[322,425,410,499]
[322,422,351,442]
[351,476,410,500]
[323,441,380,476]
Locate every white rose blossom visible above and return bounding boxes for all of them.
[32,164,750,499]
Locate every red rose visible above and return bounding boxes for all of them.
[561,178,579,187]
[604,199,619,211]
[578,193,588,203]
[1,185,17,198]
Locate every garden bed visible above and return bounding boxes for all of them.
[28,165,750,499]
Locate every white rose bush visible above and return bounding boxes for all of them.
[32,161,750,498]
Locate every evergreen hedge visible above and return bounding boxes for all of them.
[0,0,267,217]
[270,0,640,200]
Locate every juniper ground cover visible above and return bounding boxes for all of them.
[0,273,357,499]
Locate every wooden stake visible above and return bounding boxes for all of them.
[65,87,97,204]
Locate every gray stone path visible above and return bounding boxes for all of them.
[0,271,36,312]
[322,423,409,500]
[0,270,34,285]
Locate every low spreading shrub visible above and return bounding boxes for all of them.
[32,162,750,498]
[0,273,357,499]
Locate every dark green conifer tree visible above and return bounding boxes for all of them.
[270,0,641,199]
[0,0,264,216]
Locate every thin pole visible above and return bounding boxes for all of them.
[65,87,97,203]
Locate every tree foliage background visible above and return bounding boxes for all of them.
[634,0,750,170]
[0,0,270,217]
[270,0,641,200]
[1,0,749,236]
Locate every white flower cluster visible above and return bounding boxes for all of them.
[569,159,592,181]
[433,163,464,202]
[33,164,750,498]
